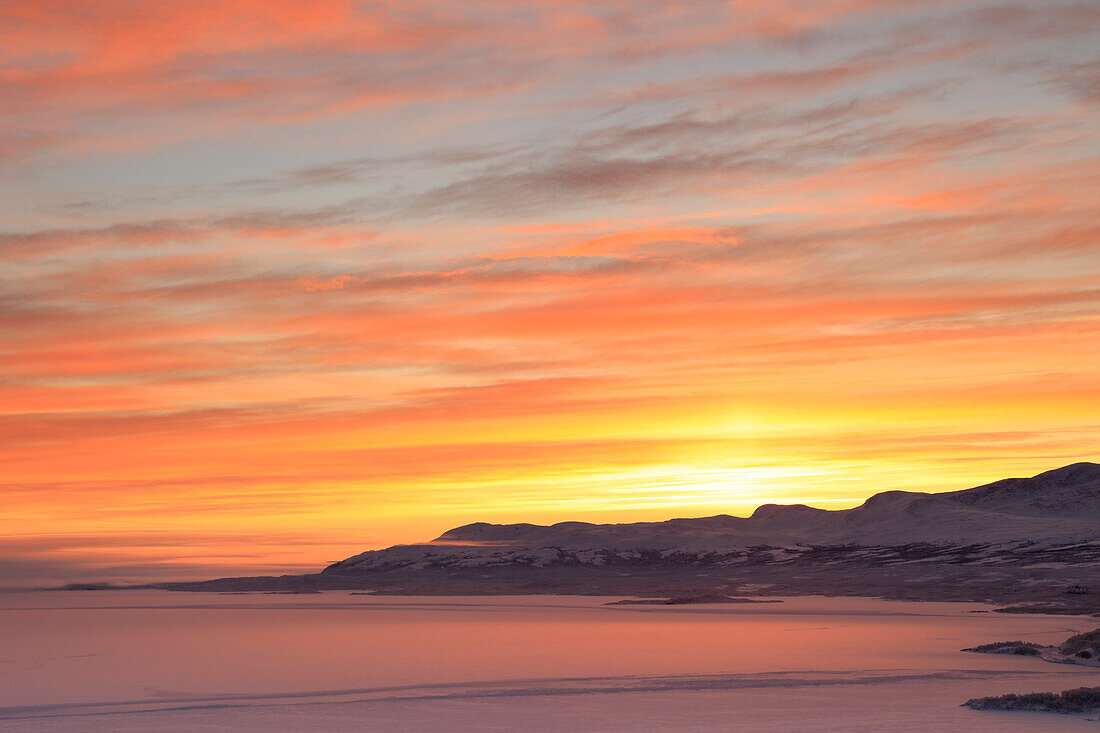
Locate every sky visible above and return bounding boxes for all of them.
[1,0,1098,587]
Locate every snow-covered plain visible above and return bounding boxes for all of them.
[2,590,1099,731]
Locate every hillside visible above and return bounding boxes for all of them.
[162,463,1100,604]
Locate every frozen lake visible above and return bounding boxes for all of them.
[2,590,1099,731]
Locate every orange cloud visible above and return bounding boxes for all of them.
[1,0,1097,586]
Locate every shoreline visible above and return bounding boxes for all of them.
[20,582,1100,617]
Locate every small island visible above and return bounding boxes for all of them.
[963,628,1100,668]
[963,628,1100,716]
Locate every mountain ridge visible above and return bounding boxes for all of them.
[161,462,1100,606]
[424,462,1100,550]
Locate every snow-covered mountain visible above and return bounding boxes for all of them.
[165,463,1100,603]
[326,463,1100,575]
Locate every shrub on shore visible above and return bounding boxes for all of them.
[1059,629,1100,655]
[965,687,1100,713]
[963,641,1042,655]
